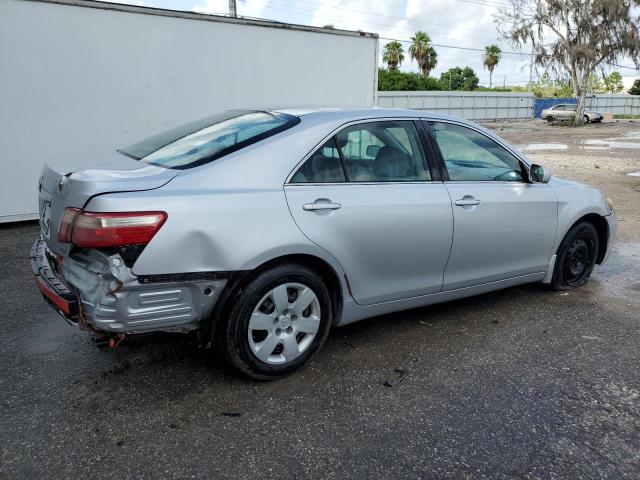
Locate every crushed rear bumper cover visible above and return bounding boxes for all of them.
[30,236,79,324]
[31,235,228,334]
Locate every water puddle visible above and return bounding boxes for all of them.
[627,172,640,177]
[594,242,640,301]
[582,139,640,150]
[517,130,640,152]
[517,143,568,151]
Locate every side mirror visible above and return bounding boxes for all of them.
[530,164,551,183]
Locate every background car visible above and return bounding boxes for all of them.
[541,103,603,123]
[32,108,616,379]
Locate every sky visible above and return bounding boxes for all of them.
[102,0,638,89]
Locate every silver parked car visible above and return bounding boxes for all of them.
[33,108,616,379]
[541,103,603,123]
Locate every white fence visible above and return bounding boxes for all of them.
[586,95,640,115]
[377,91,640,120]
[377,91,535,121]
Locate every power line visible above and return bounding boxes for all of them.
[263,1,504,46]
[246,1,640,73]
[381,35,640,72]
[266,0,504,34]
[614,64,640,72]
[380,36,525,56]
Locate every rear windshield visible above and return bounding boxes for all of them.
[118,110,300,169]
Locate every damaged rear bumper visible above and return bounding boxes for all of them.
[31,236,228,334]
[31,237,80,323]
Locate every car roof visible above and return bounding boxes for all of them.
[267,106,527,147]
[269,107,472,124]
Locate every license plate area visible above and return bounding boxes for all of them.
[39,199,52,239]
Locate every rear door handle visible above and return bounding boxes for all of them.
[454,196,481,206]
[303,202,342,211]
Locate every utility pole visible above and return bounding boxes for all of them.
[448,73,452,90]
[229,0,237,17]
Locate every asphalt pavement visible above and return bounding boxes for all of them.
[1,221,639,479]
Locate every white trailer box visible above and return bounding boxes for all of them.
[0,0,378,222]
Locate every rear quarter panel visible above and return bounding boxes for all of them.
[85,186,347,281]
[83,124,352,297]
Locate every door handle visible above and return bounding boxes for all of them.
[454,196,480,206]
[303,202,342,211]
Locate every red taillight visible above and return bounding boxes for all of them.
[57,209,167,248]
[57,208,81,243]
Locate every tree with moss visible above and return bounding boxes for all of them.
[496,0,640,125]
[382,41,405,71]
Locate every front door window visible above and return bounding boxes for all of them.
[429,122,524,182]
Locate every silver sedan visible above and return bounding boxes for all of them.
[32,108,616,379]
[541,104,603,123]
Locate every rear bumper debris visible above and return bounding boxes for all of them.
[31,236,227,334]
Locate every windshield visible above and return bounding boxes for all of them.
[118,110,300,169]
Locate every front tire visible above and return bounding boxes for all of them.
[584,114,590,124]
[551,222,599,291]
[546,115,554,123]
[217,263,333,380]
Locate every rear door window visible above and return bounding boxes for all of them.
[336,121,431,182]
[290,139,346,183]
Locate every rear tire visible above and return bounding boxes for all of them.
[584,114,590,124]
[216,263,333,380]
[551,222,599,291]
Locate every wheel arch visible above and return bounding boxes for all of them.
[246,254,345,321]
[563,213,609,264]
[200,253,346,346]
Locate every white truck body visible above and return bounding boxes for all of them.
[0,0,378,222]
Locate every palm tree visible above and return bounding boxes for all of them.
[382,41,405,71]
[409,31,438,77]
[483,45,501,88]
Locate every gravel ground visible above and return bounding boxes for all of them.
[1,120,640,479]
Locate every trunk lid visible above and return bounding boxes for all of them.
[38,152,179,255]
